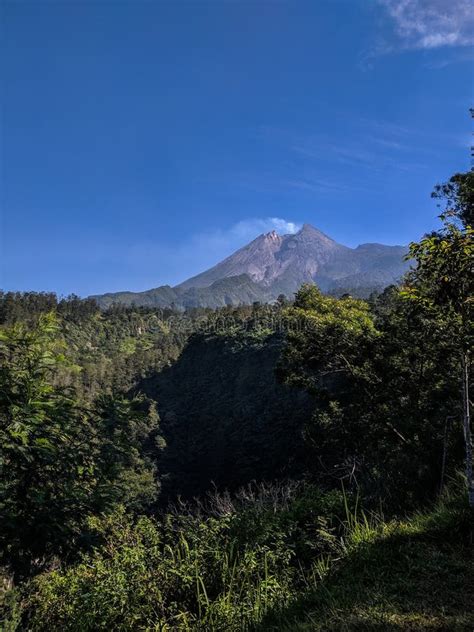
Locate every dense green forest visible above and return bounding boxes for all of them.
[1,171,473,630]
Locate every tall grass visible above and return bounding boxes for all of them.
[9,481,472,631]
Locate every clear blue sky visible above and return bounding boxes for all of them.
[2,0,473,296]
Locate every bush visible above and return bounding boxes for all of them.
[24,484,347,631]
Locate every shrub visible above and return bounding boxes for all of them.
[24,484,347,631]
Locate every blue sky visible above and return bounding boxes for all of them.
[2,0,473,296]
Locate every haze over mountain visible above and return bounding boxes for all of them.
[93,224,409,309]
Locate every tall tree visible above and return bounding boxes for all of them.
[278,283,463,507]
[277,285,380,488]
[403,171,473,506]
[0,313,162,576]
[0,314,96,574]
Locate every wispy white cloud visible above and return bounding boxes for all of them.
[379,0,474,50]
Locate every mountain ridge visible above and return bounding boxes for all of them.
[92,223,409,309]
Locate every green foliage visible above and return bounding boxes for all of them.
[278,284,463,508]
[91,394,163,513]
[403,222,473,344]
[18,484,474,631]
[0,313,96,574]
[0,314,161,576]
[278,285,377,394]
[23,484,346,631]
[0,292,207,398]
[1,169,473,630]
[0,571,22,632]
[403,171,473,506]
[259,486,474,631]
[431,170,474,228]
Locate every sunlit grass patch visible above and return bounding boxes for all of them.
[263,491,473,632]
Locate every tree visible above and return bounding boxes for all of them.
[370,286,461,502]
[277,285,381,488]
[0,313,162,576]
[403,171,473,506]
[92,393,163,513]
[431,170,474,228]
[277,284,463,508]
[0,313,97,574]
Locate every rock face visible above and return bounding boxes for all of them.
[92,224,409,309]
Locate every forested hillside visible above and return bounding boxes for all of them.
[0,171,473,630]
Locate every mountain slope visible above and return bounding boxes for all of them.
[92,224,409,308]
[94,275,270,310]
[177,224,350,291]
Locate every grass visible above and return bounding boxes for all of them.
[5,486,473,631]
[256,490,474,631]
